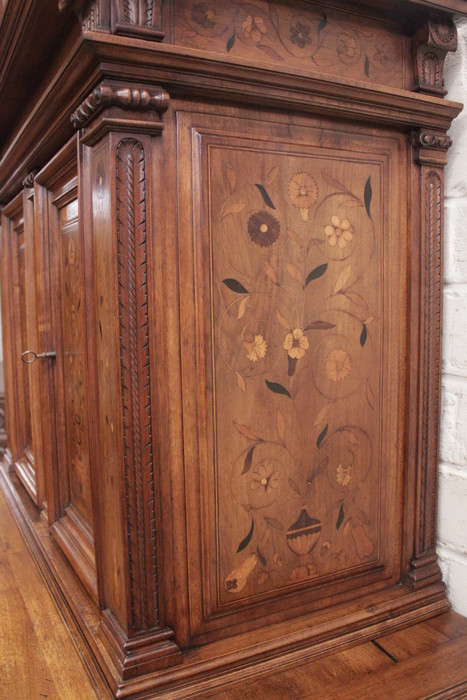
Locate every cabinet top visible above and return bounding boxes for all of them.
[0,0,465,202]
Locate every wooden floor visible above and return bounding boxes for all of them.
[1,484,467,700]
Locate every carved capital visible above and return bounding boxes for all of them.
[413,130,452,151]
[413,129,452,166]
[71,82,170,131]
[412,15,458,96]
[22,171,37,188]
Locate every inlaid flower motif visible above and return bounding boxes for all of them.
[373,39,395,67]
[283,328,309,359]
[192,2,216,28]
[247,211,280,247]
[250,462,279,494]
[351,524,374,560]
[324,216,353,248]
[325,348,351,382]
[243,334,268,363]
[337,32,359,62]
[336,463,352,486]
[242,15,267,43]
[290,22,312,49]
[288,171,318,221]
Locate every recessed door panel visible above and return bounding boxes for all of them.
[177,110,407,642]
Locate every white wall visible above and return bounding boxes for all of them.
[438,17,467,617]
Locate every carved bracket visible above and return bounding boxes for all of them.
[71,82,169,130]
[412,129,453,166]
[412,15,458,96]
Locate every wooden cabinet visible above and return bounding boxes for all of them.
[0,1,465,697]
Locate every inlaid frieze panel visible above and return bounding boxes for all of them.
[174,0,406,89]
[178,113,406,638]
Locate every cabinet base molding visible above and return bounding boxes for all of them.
[0,460,450,699]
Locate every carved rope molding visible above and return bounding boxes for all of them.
[420,169,443,555]
[71,83,170,130]
[117,138,158,632]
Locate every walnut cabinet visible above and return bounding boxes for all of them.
[0,0,465,697]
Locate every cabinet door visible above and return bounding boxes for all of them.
[36,143,97,600]
[175,108,407,644]
[1,191,44,505]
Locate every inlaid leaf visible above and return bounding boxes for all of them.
[236,371,246,393]
[318,12,328,33]
[364,176,372,218]
[307,456,328,484]
[227,31,236,52]
[304,321,336,331]
[255,183,276,209]
[333,264,351,295]
[287,228,305,249]
[257,44,283,61]
[261,528,271,547]
[307,238,324,250]
[277,409,286,444]
[223,278,249,294]
[257,546,267,567]
[265,165,280,187]
[242,445,256,475]
[237,295,249,319]
[360,323,368,347]
[265,517,284,530]
[366,377,375,409]
[265,380,291,398]
[317,423,328,449]
[364,54,370,77]
[342,429,360,445]
[264,260,277,285]
[286,263,305,287]
[237,519,254,553]
[276,309,291,330]
[364,315,376,325]
[336,503,345,530]
[313,403,331,426]
[221,202,245,219]
[233,422,260,440]
[344,291,368,309]
[305,263,328,286]
[321,171,348,192]
[288,478,301,497]
[288,356,297,377]
[226,166,237,192]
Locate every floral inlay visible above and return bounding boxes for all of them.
[283,328,309,359]
[336,463,352,486]
[373,39,394,67]
[242,15,267,43]
[192,2,216,28]
[325,216,354,248]
[243,334,268,362]
[337,32,359,62]
[290,22,312,49]
[247,211,280,247]
[288,171,318,221]
[250,462,279,494]
[325,349,352,382]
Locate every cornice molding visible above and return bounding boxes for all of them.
[70,82,170,130]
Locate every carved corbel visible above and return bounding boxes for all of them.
[412,15,457,96]
[412,128,453,167]
[71,81,170,144]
